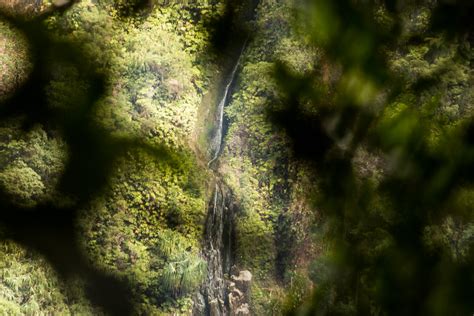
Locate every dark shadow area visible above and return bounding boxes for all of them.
[0,0,258,314]
[0,1,181,314]
[268,0,474,315]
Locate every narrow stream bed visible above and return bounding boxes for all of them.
[193,39,252,316]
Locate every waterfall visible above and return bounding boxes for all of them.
[201,183,229,315]
[207,42,247,167]
[194,42,249,316]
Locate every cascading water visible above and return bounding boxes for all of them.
[207,42,247,167]
[201,183,232,315]
[194,42,250,316]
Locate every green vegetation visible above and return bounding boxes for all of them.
[219,0,320,311]
[0,0,473,315]
[0,0,219,313]
[219,0,474,313]
[0,240,98,315]
[79,151,207,313]
[272,1,474,315]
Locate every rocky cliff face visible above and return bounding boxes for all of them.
[193,2,261,313]
[228,270,252,315]
[193,40,253,316]
[194,182,252,316]
[203,182,234,315]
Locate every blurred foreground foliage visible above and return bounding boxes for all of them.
[0,0,222,314]
[0,0,473,315]
[268,0,474,314]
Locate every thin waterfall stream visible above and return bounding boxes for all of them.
[194,42,251,316]
[207,42,247,168]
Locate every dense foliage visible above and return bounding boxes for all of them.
[0,0,220,313]
[0,0,473,315]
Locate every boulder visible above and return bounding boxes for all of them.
[231,270,252,296]
[228,270,252,316]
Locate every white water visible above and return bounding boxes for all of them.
[197,43,248,316]
[201,182,228,315]
[207,43,247,167]
[201,178,242,316]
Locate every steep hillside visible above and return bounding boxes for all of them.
[0,0,473,315]
[0,1,219,314]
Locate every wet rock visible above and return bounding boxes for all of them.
[232,270,252,282]
[235,304,250,315]
[192,292,206,315]
[228,270,252,316]
[209,298,223,316]
[231,270,252,294]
